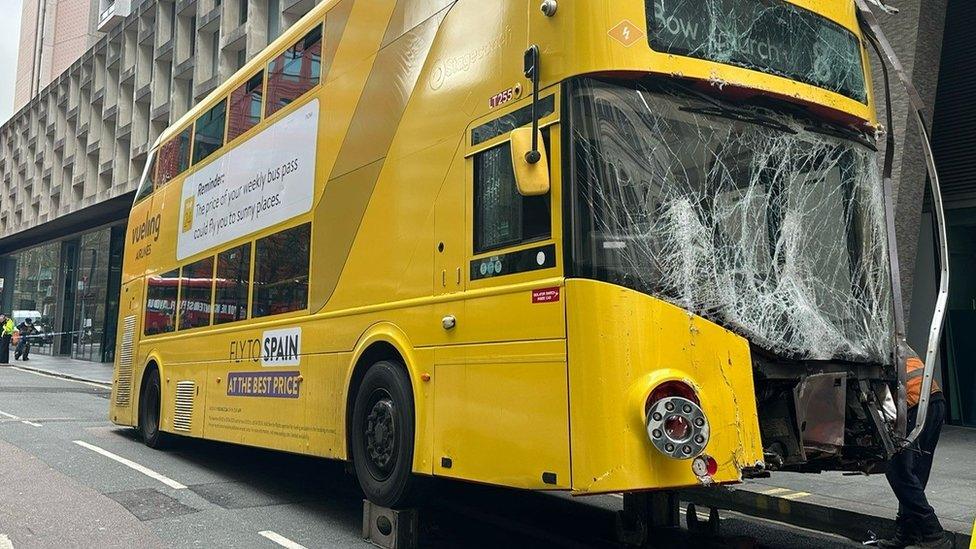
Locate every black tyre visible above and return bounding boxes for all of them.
[351,360,419,508]
[139,367,171,449]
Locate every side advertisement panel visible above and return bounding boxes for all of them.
[177,99,320,260]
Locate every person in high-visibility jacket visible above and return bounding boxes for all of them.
[878,343,948,549]
[0,314,14,365]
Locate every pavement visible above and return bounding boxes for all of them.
[0,353,114,385]
[0,364,866,548]
[682,428,975,548]
[3,354,974,548]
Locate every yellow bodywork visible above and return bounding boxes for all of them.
[110,0,873,493]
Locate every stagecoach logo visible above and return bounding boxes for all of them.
[229,327,302,367]
[429,26,512,90]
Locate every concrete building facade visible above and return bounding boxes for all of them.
[0,0,970,425]
[14,0,100,111]
[0,0,317,362]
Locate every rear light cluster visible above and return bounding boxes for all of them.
[645,381,710,460]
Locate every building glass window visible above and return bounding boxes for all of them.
[252,223,310,318]
[193,99,226,165]
[145,269,179,336]
[473,140,551,254]
[179,256,214,330]
[228,71,263,141]
[211,31,220,76]
[267,0,280,41]
[10,241,61,355]
[157,126,192,185]
[214,243,250,324]
[190,18,197,55]
[265,25,322,117]
[73,229,111,361]
[239,0,248,24]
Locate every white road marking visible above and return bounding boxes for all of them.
[9,366,111,389]
[72,440,186,490]
[0,533,13,549]
[258,531,308,549]
[0,409,42,427]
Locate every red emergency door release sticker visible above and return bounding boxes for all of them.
[532,287,561,303]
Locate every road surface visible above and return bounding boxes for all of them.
[0,365,864,548]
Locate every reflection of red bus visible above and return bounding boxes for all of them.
[145,275,245,335]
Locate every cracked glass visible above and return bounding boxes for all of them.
[568,78,892,363]
[647,0,868,103]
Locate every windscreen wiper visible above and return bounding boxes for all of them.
[679,104,798,135]
[803,123,878,151]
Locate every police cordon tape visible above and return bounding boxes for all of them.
[10,329,92,340]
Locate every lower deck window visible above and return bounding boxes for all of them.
[252,223,310,318]
[145,269,179,335]
[215,244,251,324]
[179,257,215,330]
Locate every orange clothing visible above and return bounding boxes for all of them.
[906,356,941,408]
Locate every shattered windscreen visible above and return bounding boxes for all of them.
[646,0,868,103]
[567,78,893,363]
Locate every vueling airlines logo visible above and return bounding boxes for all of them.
[182,196,195,233]
[131,211,161,260]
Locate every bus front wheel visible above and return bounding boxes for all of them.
[350,360,419,508]
[139,367,171,449]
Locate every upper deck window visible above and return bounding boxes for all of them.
[193,99,227,165]
[157,126,192,186]
[646,0,868,103]
[265,25,322,117]
[228,71,264,141]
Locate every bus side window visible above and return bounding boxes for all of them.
[157,126,192,186]
[192,99,227,165]
[145,269,179,336]
[252,223,310,318]
[133,154,156,204]
[265,25,322,118]
[473,136,551,254]
[179,256,215,331]
[214,243,251,324]
[228,71,264,141]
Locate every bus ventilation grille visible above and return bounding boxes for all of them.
[114,315,136,407]
[173,381,195,432]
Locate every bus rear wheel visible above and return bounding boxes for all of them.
[351,360,418,508]
[139,367,171,449]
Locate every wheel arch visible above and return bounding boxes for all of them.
[343,323,430,474]
[136,351,164,429]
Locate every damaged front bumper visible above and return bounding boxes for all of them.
[751,352,896,474]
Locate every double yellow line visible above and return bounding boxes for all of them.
[758,486,812,501]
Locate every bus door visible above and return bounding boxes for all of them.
[432,101,571,490]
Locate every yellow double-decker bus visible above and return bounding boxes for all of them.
[111,0,912,511]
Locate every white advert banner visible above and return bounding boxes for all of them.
[261,327,301,367]
[177,99,319,260]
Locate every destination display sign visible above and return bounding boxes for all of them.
[646,0,868,103]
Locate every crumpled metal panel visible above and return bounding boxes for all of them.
[794,373,847,453]
[570,79,893,363]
